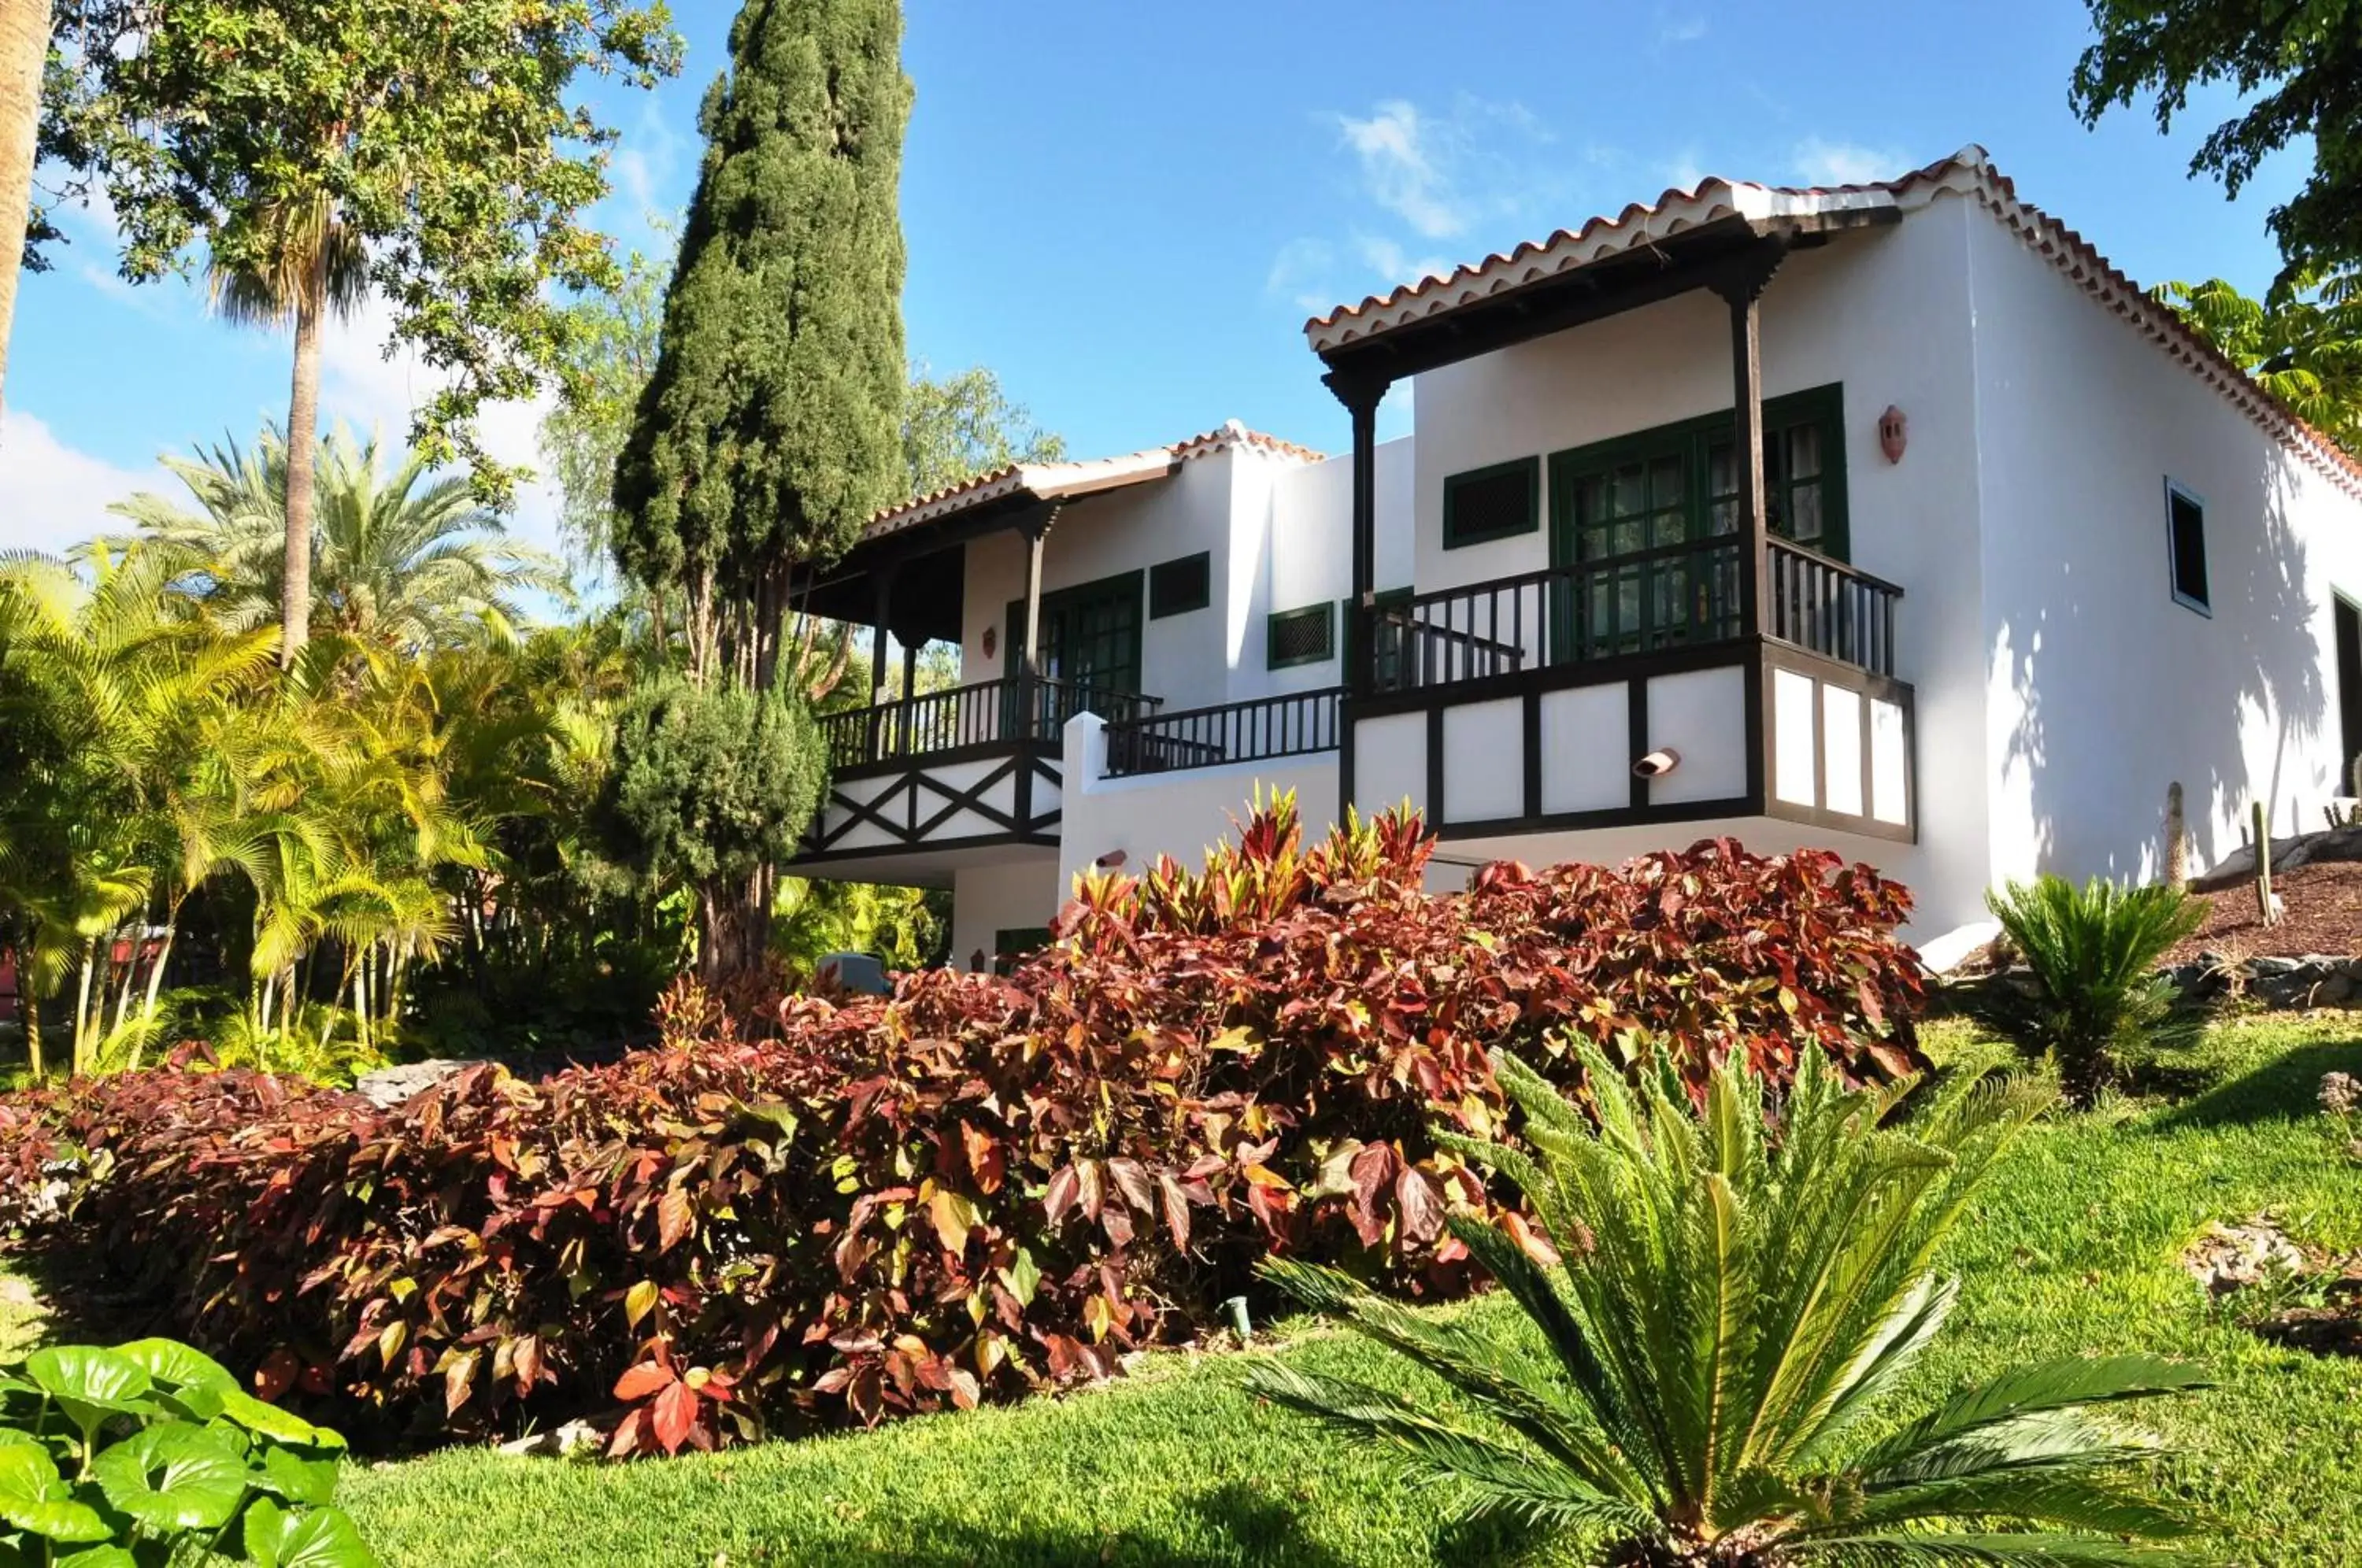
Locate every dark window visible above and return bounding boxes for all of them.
[2166,481,2209,613]
[991,926,1053,977]
[1267,602,1336,668]
[1148,552,1212,619]
[1442,457,1541,549]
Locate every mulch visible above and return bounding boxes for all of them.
[2160,860,2362,967]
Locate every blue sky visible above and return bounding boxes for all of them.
[0,0,2313,560]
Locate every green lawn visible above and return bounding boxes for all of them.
[325,1015,2362,1567]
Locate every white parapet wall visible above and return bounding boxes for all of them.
[1057,712,1344,900]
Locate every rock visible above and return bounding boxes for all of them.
[351,1059,476,1109]
[2183,1215,2308,1297]
[496,1418,609,1461]
[2193,822,2362,892]
[2249,955,2305,978]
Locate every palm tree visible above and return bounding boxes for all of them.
[0,0,49,416]
[106,424,572,653]
[205,195,370,667]
[0,546,279,1074]
[1248,1042,2205,1565]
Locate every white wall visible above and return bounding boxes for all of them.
[948,858,1064,974]
[1398,198,1995,937]
[1965,203,2362,890]
[1057,714,1342,900]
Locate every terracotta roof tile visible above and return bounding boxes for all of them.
[1304,146,2361,496]
[861,419,1321,540]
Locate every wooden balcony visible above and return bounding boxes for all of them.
[795,675,1159,875]
[1102,687,1342,778]
[1345,535,1916,842]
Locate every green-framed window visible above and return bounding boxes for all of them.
[1005,570,1144,693]
[1442,456,1542,549]
[2165,479,2209,615]
[1545,384,1849,660]
[1267,602,1337,669]
[1147,552,1212,619]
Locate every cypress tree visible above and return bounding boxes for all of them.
[610,0,907,980]
[614,0,909,693]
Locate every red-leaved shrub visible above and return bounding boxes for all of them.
[0,801,1924,1454]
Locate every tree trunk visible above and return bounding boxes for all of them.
[0,0,52,423]
[20,945,39,1079]
[70,937,95,1076]
[280,266,327,667]
[697,867,772,989]
[129,915,178,1074]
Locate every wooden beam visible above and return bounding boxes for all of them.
[1712,237,1789,641]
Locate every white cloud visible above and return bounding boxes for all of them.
[1353,235,1454,290]
[0,411,165,557]
[1264,236,1339,313]
[1658,14,1708,44]
[1791,136,1908,189]
[1335,100,1464,240]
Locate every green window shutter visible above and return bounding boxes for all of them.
[1442,456,1541,549]
[1147,552,1212,619]
[1267,602,1336,669]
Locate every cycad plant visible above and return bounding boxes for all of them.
[1247,1043,2205,1566]
[1979,875,2205,1106]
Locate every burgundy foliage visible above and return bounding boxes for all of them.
[0,802,1924,1453]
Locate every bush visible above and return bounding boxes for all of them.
[0,801,1926,1454]
[0,1336,376,1565]
[1977,874,2205,1105]
[1249,1040,2205,1564]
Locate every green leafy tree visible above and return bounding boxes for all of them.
[540,243,672,584]
[597,676,827,982]
[1251,1041,2205,1565]
[903,361,1066,496]
[2157,269,2362,451]
[106,426,572,653]
[33,0,683,509]
[2072,0,2362,282]
[612,0,910,693]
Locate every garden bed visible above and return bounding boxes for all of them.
[320,1015,2362,1567]
[2163,859,2362,967]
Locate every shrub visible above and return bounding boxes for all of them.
[0,801,1927,1453]
[1249,1041,2206,1566]
[0,1336,376,1565]
[1978,874,2205,1105]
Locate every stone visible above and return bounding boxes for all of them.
[351,1059,476,1109]
[496,1418,609,1461]
[2183,1215,2307,1297]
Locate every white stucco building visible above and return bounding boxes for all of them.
[791,147,2362,968]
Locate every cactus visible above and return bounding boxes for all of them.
[2165,782,2187,888]
[2253,798,2279,926]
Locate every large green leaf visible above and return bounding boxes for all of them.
[242,1498,383,1568]
[24,1348,153,1419]
[250,1445,340,1507]
[214,1390,343,1452]
[54,1548,139,1567]
[0,1444,109,1544]
[112,1341,236,1396]
[89,1422,250,1532]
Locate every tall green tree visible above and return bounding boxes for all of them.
[33,0,682,503]
[2157,268,2362,452]
[541,244,672,585]
[902,362,1066,496]
[612,0,910,694]
[2073,1,2362,282]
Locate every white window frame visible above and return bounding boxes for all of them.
[2164,477,2211,617]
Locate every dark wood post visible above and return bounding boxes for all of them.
[1322,368,1390,815]
[868,567,894,762]
[1713,239,1788,642]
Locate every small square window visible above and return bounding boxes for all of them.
[2166,479,2209,615]
[1442,457,1540,549]
[1267,602,1336,668]
[1148,553,1211,619]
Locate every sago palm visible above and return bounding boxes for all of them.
[1977,875,2205,1107]
[1247,1043,2206,1565]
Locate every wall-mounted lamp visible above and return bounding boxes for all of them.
[1094,849,1128,870]
[1632,749,1681,779]
[1878,405,1908,464]
[981,625,998,660]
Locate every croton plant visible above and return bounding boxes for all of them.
[0,801,1925,1456]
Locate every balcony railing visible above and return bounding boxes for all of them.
[818,675,1161,772]
[1764,537,1902,678]
[1102,687,1343,778]
[1362,534,1903,694]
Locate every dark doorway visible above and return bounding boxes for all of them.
[2337,595,2362,793]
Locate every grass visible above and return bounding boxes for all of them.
[317,1014,2362,1566]
[5,1015,2353,1564]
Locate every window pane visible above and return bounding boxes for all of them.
[1789,483,1823,543]
[2169,490,2208,606]
[1610,464,1648,516]
[1787,423,1821,481]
